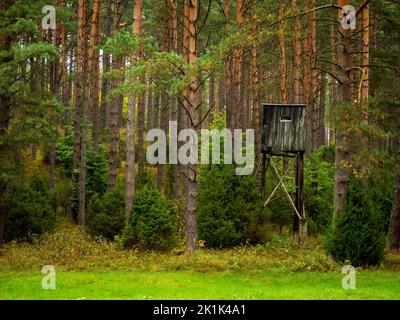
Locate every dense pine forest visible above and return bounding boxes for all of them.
[1,0,400,300]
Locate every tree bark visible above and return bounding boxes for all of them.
[388,134,400,250]
[78,0,90,226]
[0,1,12,136]
[223,0,234,129]
[89,0,101,145]
[125,0,143,217]
[170,0,180,197]
[48,20,60,192]
[136,0,145,177]
[49,26,58,191]
[292,0,302,105]
[241,57,249,130]
[183,0,201,254]
[71,0,86,223]
[208,73,215,124]
[60,11,69,134]
[217,78,225,114]
[153,93,160,130]
[334,0,353,216]
[251,0,260,185]
[232,0,243,129]
[291,0,307,238]
[137,88,145,176]
[278,1,289,172]
[318,78,327,147]
[107,0,123,190]
[100,0,112,131]
[156,0,171,191]
[146,88,153,130]
[361,4,369,100]
[329,11,337,145]
[309,0,318,151]
[0,1,15,241]
[278,1,287,107]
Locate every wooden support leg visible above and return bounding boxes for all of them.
[293,155,300,235]
[296,152,307,243]
[261,153,267,197]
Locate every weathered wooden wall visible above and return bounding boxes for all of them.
[261,104,305,153]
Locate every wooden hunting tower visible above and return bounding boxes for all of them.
[261,103,306,155]
[260,103,307,242]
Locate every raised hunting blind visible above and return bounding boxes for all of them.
[261,103,306,155]
[260,103,307,243]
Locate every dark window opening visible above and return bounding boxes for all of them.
[280,116,292,122]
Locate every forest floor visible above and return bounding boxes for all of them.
[1,222,400,300]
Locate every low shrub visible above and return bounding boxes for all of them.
[2,173,55,242]
[199,164,271,247]
[87,187,126,240]
[197,114,271,247]
[122,184,178,251]
[304,145,334,234]
[53,178,72,216]
[198,164,241,247]
[325,180,386,267]
[55,134,107,198]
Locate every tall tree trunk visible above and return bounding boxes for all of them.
[153,93,160,130]
[241,57,249,130]
[71,0,85,223]
[48,21,60,192]
[278,1,287,106]
[0,11,11,234]
[334,0,353,216]
[329,11,337,145]
[388,133,400,250]
[309,0,318,151]
[0,1,12,136]
[278,1,289,172]
[107,0,123,190]
[361,3,369,121]
[251,0,260,185]
[291,0,306,237]
[78,0,89,226]
[156,0,171,191]
[60,12,69,134]
[292,0,302,104]
[125,0,143,217]
[157,92,169,191]
[232,0,243,129]
[208,73,215,124]
[125,90,135,217]
[318,78,327,147]
[183,0,200,254]
[89,0,101,145]
[146,88,153,130]
[217,78,225,114]
[137,92,145,177]
[136,0,146,176]
[169,0,180,197]
[223,0,234,129]
[100,0,112,131]
[362,4,369,100]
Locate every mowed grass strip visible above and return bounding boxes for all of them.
[0,270,399,300]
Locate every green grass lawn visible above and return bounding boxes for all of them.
[1,223,399,300]
[1,269,400,300]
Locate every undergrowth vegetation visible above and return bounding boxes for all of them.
[1,220,398,275]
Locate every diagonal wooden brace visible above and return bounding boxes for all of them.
[268,159,303,221]
[264,164,291,207]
